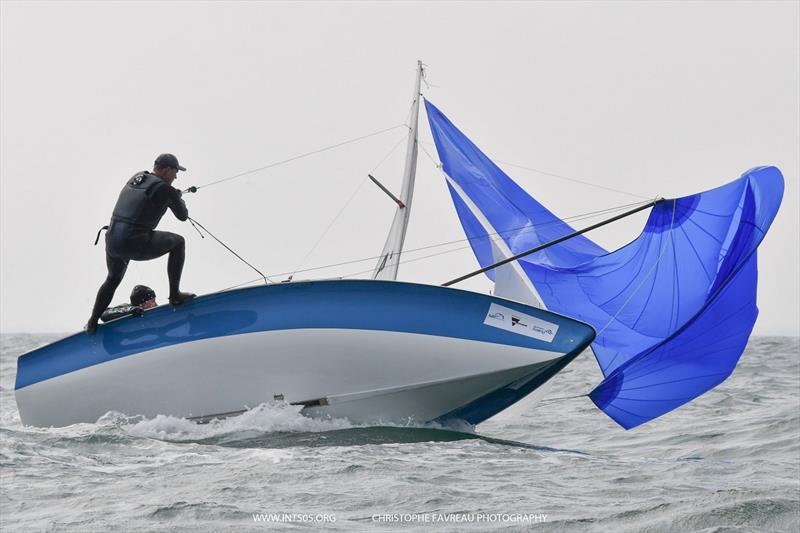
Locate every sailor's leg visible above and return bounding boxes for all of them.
[86,255,129,334]
[132,231,193,305]
[163,233,185,299]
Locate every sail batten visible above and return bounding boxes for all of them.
[425,99,784,429]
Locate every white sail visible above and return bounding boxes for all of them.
[443,174,545,308]
[372,61,423,280]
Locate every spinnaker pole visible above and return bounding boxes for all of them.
[372,61,423,280]
[442,198,665,287]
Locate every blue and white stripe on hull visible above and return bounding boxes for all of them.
[15,280,595,427]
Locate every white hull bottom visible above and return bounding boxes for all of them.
[16,328,565,427]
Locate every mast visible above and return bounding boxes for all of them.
[372,61,423,280]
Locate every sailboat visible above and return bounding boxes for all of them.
[15,62,783,430]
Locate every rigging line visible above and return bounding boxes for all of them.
[418,139,442,169]
[339,244,480,280]
[390,199,651,256]
[594,199,677,344]
[421,140,551,241]
[537,394,588,406]
[419,141,662,286]
[218,199,655,292]
[372,198,650,280]
[379,199,649,263]
[337,207,633,280]
[420,140,654,235]
[212,147,655,293]
[224,239,479,291]
[494,159,652,200]
[420,63,439,89]
[219,277,270,293]
[370,134,410,174]
[189,124,408,191]
[244,101,412,278]
[290,133,410,278]
[188,217,273,284]
[403,93,417,131]
[546,202,677,395]
[343,201,647,280]
[425,125,651,233]
[442,199,664,287]
[418,140,651,200]
[289,176,370,279]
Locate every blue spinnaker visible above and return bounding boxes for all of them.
[426,99,784,429]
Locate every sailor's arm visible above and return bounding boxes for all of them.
[166,186,189,221]
[100,304,144,323]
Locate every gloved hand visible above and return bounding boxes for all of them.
[132,306,144,317]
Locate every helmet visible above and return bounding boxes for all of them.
[130,285,156,306]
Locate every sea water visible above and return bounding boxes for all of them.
[1,334,798,532]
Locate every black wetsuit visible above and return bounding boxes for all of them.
[89,172,188,324]
[100,304,143,323]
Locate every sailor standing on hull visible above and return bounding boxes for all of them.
[86,153,195,335]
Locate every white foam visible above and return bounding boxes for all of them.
[123,402,353,441]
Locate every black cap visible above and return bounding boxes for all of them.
[154,153,187,171]
[130,285,156,306]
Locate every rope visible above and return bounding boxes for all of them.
[217,198,654,291]
[338,201,656,280]
[338,245,474,280]
[419,140,651,200]
[213,137,658,292]
[594,198,677,339]
[495,159,652,200]
[589,198,676,376]
[536,205,674,405]
[418,141,441,169]
[288,176,370,281]
[537,394,588,406]
[188,217,273,284]
[420,63,439,89]
[533,199,676,401]
[186,124,407,192]
[288,133,410,279]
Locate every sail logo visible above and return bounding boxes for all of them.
[484,303,559,342]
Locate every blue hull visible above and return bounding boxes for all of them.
[16,280,595,426]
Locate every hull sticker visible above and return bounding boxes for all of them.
[483,303,559,342]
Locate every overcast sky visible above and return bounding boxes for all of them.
[1,1,798,335]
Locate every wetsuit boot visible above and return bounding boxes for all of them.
[169,291,196,306]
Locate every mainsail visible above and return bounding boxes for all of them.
[426,99,784,429]
[372,61,423,280]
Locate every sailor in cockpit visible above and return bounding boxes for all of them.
[100,285,158,323]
